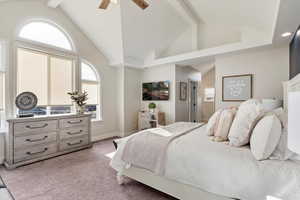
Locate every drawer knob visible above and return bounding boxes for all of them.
[26,136,48,143]
[26,148,48,155]
[26,123,48,129]
[67,140,83,146]
[67,130,83,135]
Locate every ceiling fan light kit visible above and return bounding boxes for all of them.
[99,0,149,10]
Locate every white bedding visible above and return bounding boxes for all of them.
[110,125,300,200]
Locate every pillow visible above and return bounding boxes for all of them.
[269,108,295,160]
[213,108,237,142]
[228,99,264,147]
[250,114,282,160]
[206,109,223,136]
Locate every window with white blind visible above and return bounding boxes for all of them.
[81,62,100,119]
[17,48,74,115]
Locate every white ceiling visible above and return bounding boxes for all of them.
[60,0,124,65]
[27,0,300,67]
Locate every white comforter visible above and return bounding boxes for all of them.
[110,125,300,200]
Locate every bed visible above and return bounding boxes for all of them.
[110,76,300,200]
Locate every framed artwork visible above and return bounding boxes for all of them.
[180,82,187,101]
[222,74,253,101]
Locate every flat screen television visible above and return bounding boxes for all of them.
[290,26,300,79]
[143,81,169,101]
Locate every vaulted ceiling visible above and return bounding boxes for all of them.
[58,0,284,67]
[3,0,298,68]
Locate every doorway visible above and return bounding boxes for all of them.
[188,80,198,122]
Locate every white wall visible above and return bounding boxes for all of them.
[141,64,176,124]
[124,67,141,136]
[0,0,120,142]
[215,45,289,109]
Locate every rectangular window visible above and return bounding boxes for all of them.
[82,82,98,105]
[17,48,48,105]
[50,57,73,105]
[17,48,74,116]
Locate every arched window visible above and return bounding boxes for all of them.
[81,61,100,119]
[19,22,73,51]
[16,21,76,116]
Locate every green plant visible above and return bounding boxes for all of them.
[148,102,156,109]
[67,91,88,107]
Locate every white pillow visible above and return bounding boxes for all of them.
[269,108,295,160]
[214,108,237,142]
[228,99,264,147]
[206,109,222,136]
[250,114,282,160]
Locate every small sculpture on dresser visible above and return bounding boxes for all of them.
[68,91,88,114]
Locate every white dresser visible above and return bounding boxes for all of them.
[5,113,92,169]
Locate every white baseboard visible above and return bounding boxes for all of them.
[91,131,121,142]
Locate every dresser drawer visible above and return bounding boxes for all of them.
[60,136,89,151]
[60,126,88,140]
[14,132,57,149]
[59,117,89,129]
[14,120,58,136]
[14,143,57,163]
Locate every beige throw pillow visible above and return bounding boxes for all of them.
[250,114,282,160]
[228,99,264,147]
[206,109,223,136]
[213,108,237,142]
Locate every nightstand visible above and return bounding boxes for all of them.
[138,111,166,131]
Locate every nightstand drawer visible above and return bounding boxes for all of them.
[14,120,58,136]
[60,127,88,140]
[59,117,89,128]
[14,132,57,149]
[60,136,89,151]
[14,143,57,163]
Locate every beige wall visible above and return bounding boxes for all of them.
[141,64,176,124]
[124,67,141,136]
[215,45,289,109]
[0,0,120,141]
[199,68,215,122]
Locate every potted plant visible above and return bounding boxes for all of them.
[148,102,156,113]
[68,91,88,114]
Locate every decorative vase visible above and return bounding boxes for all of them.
[75,104,85,114]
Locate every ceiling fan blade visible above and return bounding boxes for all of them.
[99,0,111,9]
[132,0,149,10]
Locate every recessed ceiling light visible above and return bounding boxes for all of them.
[281,32,292,37]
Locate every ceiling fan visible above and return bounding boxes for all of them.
[99,0,149,10]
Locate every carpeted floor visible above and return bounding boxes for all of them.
[0,138,176,200]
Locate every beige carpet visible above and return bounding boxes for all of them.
[0,139,176,200]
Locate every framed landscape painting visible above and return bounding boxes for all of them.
[222,74,253,101]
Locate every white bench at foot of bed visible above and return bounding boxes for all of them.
[119,166,235,200]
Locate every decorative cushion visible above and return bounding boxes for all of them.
[228,99,264,147]
[213,108,237,142]
[250,114,282,160]
[206,109,222,136]
[269,108,295,160]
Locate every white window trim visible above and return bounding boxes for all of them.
[80,60,102,122]
[11,20,80,117]
[15,19,76,53]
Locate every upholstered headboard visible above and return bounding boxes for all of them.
[284,74,300,111]
[284,74,300,154]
